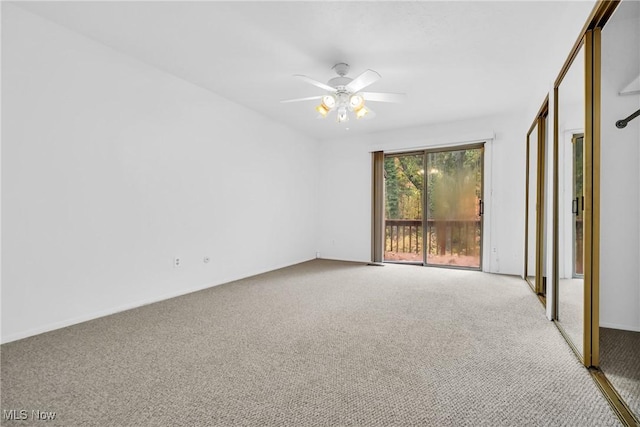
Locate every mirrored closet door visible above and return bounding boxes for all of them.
[555,43,586,359]
[525,123,539,290]
[525,103,549,300]
[598,0,640,420]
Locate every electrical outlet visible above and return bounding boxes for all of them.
[174,257,181,268]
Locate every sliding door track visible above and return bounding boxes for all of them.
[588,368,639,426]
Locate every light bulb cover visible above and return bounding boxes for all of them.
[355,106,369,119]
[322,95,336,109]
[315,104,329,118]
[349,94,365,110]
[336,107,349,123]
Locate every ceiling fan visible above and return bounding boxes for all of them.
[281,63,406,123]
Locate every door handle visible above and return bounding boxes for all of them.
[478,199,484,216]
[572,197,579,216]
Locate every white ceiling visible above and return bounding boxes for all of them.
[14,1,596,140]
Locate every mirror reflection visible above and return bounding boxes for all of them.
[526,125,538,289]
[540,114,549,298]
[556,44,585,357]
[599,0,640,418]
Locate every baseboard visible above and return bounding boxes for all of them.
[316,256,369,264]
[1,281,219,344]
[1,256,315,344]
[599,322,640,333]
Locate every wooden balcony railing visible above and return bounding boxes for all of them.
[385,219,481,260]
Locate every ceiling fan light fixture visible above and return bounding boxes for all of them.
[349,94,364,110]
[355,105,369,119]
[336,107,349,123]
[283,63,405,124]
[322,95,336,109]
[315,103,330,118]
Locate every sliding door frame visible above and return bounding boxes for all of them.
[552,30,591,366]
[383,150,426,266]
[525,98,549,302]
[371,151,385,264]
[423,143,485,270]
[552,0,617,368]
[550,2,639,424]
[379,143,485,270]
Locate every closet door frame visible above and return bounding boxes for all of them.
[525,99,549,303]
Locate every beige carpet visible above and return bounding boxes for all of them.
[557,277,585,356]
[600,327,640,420]
[1,260,620,426]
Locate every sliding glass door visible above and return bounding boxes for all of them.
[426,147,483,268]
[572,135,584,278]
[384,153,424,263]
[383,145,484,269]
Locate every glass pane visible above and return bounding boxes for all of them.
[541,114,549,297]
[573,135,584,277]
[526,126,538,287]
[557,44,585,357]
[384,154,424,262]
[426,147,483,268]
[599,1,640,419]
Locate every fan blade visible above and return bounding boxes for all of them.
[346,69,381,92]
[280,95,323,104]
[361,92,407,103]
[294,75,336,92]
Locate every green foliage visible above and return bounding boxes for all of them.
[427,149,482,220]
[573,135,583,202]
[384,147,483,260]
[385,148,482,221]
[384,155,423,220]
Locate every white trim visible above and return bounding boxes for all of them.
[370,132,495,154]
[2,283,218,344]
[319,256,369,264]
[619,74,640,95]
[600,322,640,333]
[372,138,493,273]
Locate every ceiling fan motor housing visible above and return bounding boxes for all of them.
[329,63,353,89]
[332,62,350,76]
[328,76,353,89]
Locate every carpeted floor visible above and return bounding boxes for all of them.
[557,277,585,356]
[600,327,640,420]
[1,260,621,426]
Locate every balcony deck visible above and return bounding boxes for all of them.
[385,219,481,268]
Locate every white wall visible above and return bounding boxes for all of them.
[317,112,529,275]
[1,5,319,343]
[599,1,640,332]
